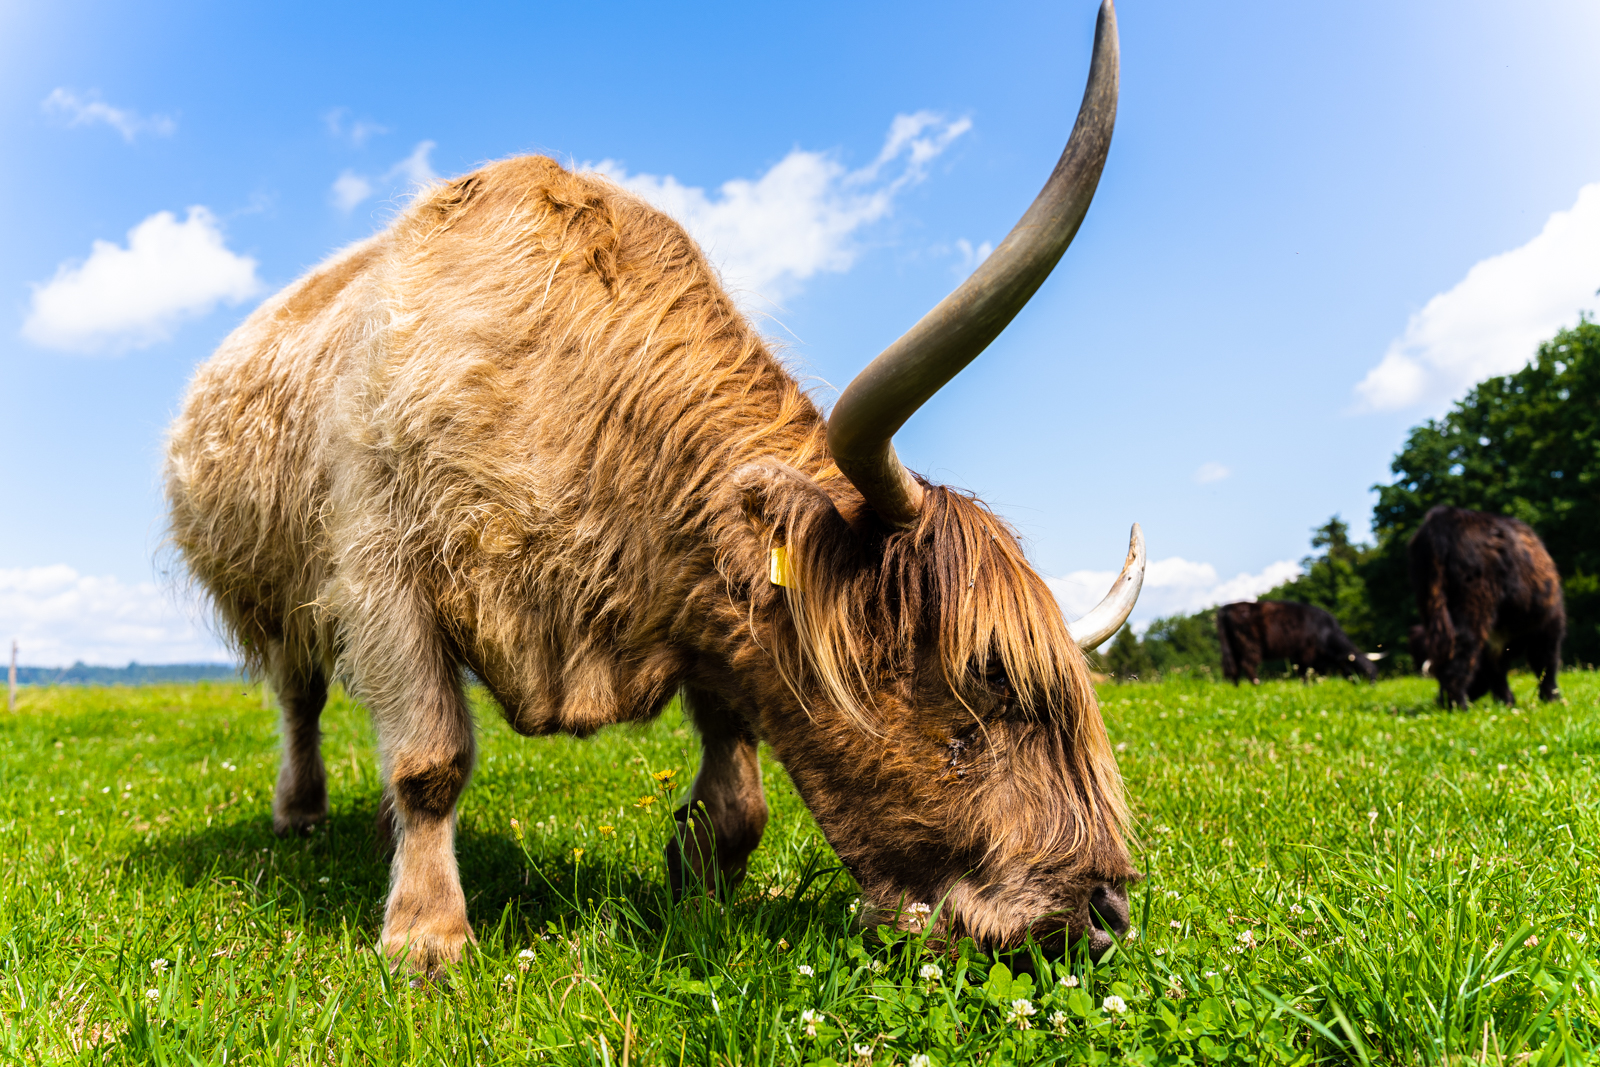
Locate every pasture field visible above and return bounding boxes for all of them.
[0,673,1595,1065]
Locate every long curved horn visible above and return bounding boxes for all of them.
[826,0,1120,526]
[1067,523,1144,650]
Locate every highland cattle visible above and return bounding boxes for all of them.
[1216,601,1378,685]
[1409,506,1564,708]
[165,2,1141,971]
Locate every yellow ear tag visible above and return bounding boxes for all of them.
[770,546,801,590]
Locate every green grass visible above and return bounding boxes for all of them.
[0,673,1596,1064]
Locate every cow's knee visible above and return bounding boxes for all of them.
[392,750,473,822]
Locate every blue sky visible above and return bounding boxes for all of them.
[2,0,1598,664]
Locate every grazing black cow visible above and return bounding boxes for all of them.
[1408,506,1564,708]
[1215,601,1378,685]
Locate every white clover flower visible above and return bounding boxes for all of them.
[799,1008,820,1037]
[150,958,169,975]
[144,988,160,1002]
[1059,974,1080,988]
[853,1044,873,1059]
[1154,948,1165,957]
[1164,890,1179,898]
[501,973,515,990]
[919,963,943,981]
[1289,903,1304,915]
[1049,1009,1068,1033]
[1169,920,1182,929]
[869,959,885,973]
[798,964,814,977]
[1237,928,1257,948]
[1124,926,1138,941]
[1102,994,1127,1014]
[1007,998,1037,1029]
[904,902,932,930]
[909,1056,932,1067]
[1525,934,1539,947]
[318,876,330,885]
[1203,970,1219,977]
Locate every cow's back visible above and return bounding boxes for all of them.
[165,156,826,723]
[1411,506,1563,636]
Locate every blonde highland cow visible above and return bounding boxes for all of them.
[165,0,1145,973]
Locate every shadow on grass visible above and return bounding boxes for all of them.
[119,796,853,960]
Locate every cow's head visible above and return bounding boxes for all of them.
[740,0,1141,958]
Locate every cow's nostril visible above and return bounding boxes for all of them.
[1088,883,1130,937]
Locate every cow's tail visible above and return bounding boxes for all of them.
[1216,610,1237,681]
[1417,535,1455,662]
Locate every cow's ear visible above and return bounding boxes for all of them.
[733,461,847,545]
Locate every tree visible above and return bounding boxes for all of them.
[1365,318,1600,664]
[1102,624,1153,681]
[1143,608,1221,675]
[1259,516,1380,653]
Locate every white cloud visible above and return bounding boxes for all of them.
[23,207,261,353]
[1194,461,1230,484]
[1049,556,1299,631]
[589,111,970,300]
[42,88,175,141]
[330,140,440,212]
[955,238,994,274]
[1355,181,1600,412]
[389,140,439,187]
[323,107,388,147]
[0,566,231,667]
[331,171,375,212]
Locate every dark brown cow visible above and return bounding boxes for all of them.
[1409,506,1564,708]
[164,4,1148,971]
[1216,601,1377,685]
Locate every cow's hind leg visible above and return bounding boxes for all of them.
[668,687,768,898]
[1532,633,1564,703]
[268,642,330,837]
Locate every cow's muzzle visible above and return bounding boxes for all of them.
[1082,881,1130,957]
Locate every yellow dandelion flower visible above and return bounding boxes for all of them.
[636,795,656,809]
[599,825,615,837]
[571,848,585,862]
[653,768,679,788]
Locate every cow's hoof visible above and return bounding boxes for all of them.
[272,805,327,838]
[381,922,476,974]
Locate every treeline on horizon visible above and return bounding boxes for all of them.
[11,662,243,686]
[1096,318,1600,683]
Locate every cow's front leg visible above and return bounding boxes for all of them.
[371,661,477,973]
[668,688,768,898]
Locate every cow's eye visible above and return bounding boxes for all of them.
[983,667,1013,713]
